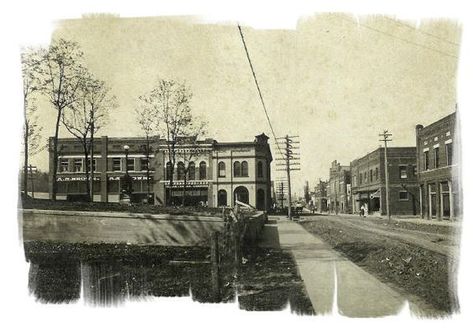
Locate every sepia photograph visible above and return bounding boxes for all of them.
[2,0,473,326]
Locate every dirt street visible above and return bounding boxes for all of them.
[299,214,460,316]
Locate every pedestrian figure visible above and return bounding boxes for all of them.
[360,204,365,217]
[363,203,368,217]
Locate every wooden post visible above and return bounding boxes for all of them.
[233,220,241,272]
[210,231,220,301]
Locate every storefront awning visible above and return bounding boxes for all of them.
[370,189,381,199]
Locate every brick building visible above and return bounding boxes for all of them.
[49,133,273,210]
[313,179,328,212]
[350,147,418,216]
[327,160,351,214]
[416,112,460,220]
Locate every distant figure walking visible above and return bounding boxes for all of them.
[360,204,365,217]
[363,204,368,217]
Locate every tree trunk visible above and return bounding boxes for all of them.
[51,108,63,201]
[168,148,175,206]
[182,174,187,206]
[146,136,150,202]
[169,166,174,206]
[83,142,91,201]
[23,126,29,197]
[90,119,94,202]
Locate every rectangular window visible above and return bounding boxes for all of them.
[107,178,119,192]
[424,151,429,170]
[73,159,83,172]
[446,143,453,166]
[375,168,378,180]
[60,159,69,172]
[359,173,362,185]
[413,165,417,176]
[399,165,408,179]
[112,158,121,171]
[93,179,101,193]
[434,147,440,168]
[132,180,142,193]
[57,181,68,193]
[140,158,149,171]
[364,172,367,182]
[370,169,373,182]
[399,191,408,200]
[91,159,97,172]
[127,158,135,171]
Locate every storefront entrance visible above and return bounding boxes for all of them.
[166,187,208,206]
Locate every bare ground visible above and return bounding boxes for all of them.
[299,215,460,316]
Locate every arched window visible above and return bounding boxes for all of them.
[188,162,196,180]
[199,161,207,180]
[177,162,185,180]
[218,162,226,177]
[241,161,248,177]
[233,161,241,177]
[257,161,264,178]
[218,189,227,206]
[166,162,173,180]
[234,186,249,205]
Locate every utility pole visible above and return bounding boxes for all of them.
[379,130,392,222]
[275,135,300,220]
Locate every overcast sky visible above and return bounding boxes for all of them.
[29,14,461,193]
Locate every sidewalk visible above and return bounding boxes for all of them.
[261,216,414,317]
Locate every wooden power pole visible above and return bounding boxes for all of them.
[379,130,392,222]
[275,135,300,220]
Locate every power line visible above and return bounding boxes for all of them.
[275,135,301,220]
[237,24,284,158]
[383,16,459,47]
[340,16,458,59]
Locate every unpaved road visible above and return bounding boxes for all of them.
[299,215,460,314]
[299,215,459,258]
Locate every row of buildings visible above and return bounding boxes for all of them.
[311,111,460,220]
[49,133,273,211]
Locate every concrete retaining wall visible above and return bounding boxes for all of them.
[21,209,224,246]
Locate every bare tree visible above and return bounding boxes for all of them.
[138,79,197,206]
[61,73,114,200]
[21,50,42,196]
[135,100,159,203]
[178,120,208,206]
[36,38,86,200]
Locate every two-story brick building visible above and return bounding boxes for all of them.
[49,133,273,210]
[327,160,351,214]
[313,179,328,212]
[416,112,460,220]
[350,147,419,216]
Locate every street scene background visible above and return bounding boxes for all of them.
[2,1,473,327]
[27,14,459,193]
